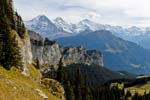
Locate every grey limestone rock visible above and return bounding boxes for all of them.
[29,30,103,70]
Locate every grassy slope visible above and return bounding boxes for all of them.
[125,76,150,95]
[125,83,150,95]
[0,65,59,100]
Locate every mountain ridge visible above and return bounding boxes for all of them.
[56,30,150,74]
[25,15,73,39]
[25,15,150,49]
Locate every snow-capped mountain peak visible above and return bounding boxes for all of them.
[25,15,59,37]
[25,15,150,49]
[77,19,105,31]
[31,15,50,22]
[25,15,73,39]
[26,15,55,29]
[80,19,93,23]
[54,17,74,33]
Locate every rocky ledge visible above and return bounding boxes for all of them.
[29,30,103,70]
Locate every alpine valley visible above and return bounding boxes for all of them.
[1,0,150,100]
[25,15,150,74]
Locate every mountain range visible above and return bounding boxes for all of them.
[25,15,150,74]
[29,30,134,85]
[56,30,150,74]
[25,15,73,39]
[25,15,150,49]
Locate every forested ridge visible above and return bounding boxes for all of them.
[42,61,150,100]
[0,0,25,70]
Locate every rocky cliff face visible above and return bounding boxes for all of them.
[12,8,33,75]
[62,46,103,66]
[18,32,32,75]
[29,30,62,69]
[11,30,33,75]
[29,30,103,69]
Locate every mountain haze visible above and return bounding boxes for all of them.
[25,15,150,74]
[25,15,150,49]
[56,30,150,74]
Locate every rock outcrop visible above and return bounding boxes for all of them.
[11,30,33,75]
[41,78,65,100]
[29,30,103,69]
[29,30,62,69]
[32,88,48,100]
[62,46,103,66]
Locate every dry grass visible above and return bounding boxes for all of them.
[0,66,59,100]
[125,83,150,95]
[28,64,42,80]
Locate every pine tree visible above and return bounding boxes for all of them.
[0,0,22,70]
[65,79,75,100]
[3,32,22,70]
[15,12,26,38]
[74,67,83,100]
[0,15,9,67]
[56,58,65,83]
[35,58,40,69]
[125,90,132,100]
[147,91,150,100]
[83,74,92,100]
[143,91,147,100]
[131,92,140,100]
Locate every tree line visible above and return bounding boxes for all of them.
[0,0,24,70]
[56,65,150,100]
[41,60,150,100]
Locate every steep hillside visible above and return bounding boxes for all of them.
[56,30,150,74]
[0,1,64,100]
[0,66,59,100]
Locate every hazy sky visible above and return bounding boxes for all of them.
[14,0,150,27]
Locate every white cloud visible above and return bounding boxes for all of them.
[85,12,101,20]
[14,0,150,26]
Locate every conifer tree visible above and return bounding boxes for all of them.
[35,58,40,69]
[0,0,22,70]
[15,12,26,38]
[83,74,92,100]
[56,58,65,83]
[3,30,22,70]
[74,67,83,100]
[65,79,75,100]
[143,91,147,100]
[125,90,132,100]
[131,92,140,100]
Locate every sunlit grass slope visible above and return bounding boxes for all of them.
[126,83,150,95]
[0,65,59,100]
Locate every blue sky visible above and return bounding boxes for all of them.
[14,0,150,27]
